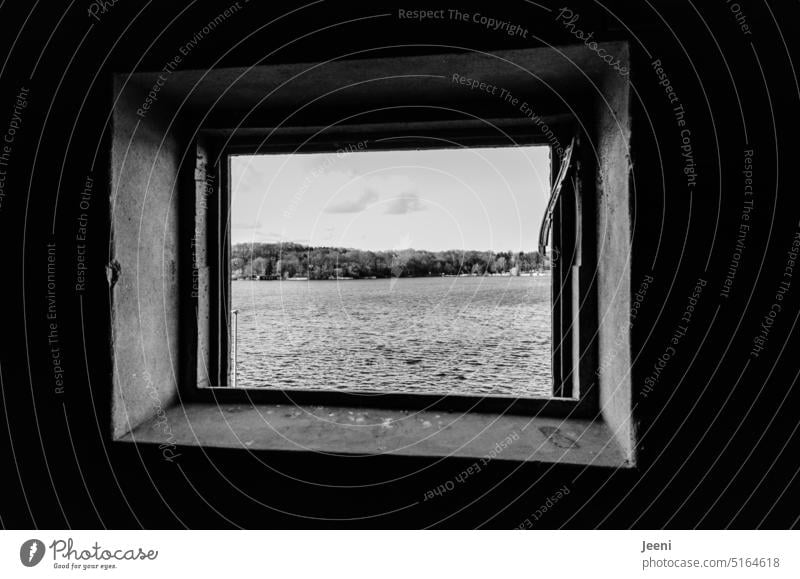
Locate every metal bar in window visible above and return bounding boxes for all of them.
[231,309,239,388]
[538,137,576,259]
[570,172,583,398]
[221,154,232,386]
[552,195,563,395]
[542,138,577,398]
[558,180,575,398]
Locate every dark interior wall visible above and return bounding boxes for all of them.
[593,46,634,459]
[0,0,798,528]
[110,82,183,439]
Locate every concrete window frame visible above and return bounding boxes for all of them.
[191,121,595,417]
[109,43,635,467]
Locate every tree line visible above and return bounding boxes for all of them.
[232,242,549,280]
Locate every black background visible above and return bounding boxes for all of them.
[0,0,798,528]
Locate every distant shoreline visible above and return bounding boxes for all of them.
[231,242,551,281]
[233,272,552,281]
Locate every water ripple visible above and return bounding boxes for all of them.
[231,276,552,398]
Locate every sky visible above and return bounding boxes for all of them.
[230,145,551,252]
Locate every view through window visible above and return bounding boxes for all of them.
[229,145,553,398]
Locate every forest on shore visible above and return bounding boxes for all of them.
[231,242,550,280]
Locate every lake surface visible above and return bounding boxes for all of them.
[231,275,552,398]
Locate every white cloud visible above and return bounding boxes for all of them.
[324,188,379,213]
[384,191,425,215]
[313,172,421,215]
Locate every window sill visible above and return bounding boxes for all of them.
[118,402,631,467]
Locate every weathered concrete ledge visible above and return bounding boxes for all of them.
[120,402,629,467]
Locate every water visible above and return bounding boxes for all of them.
[231,275,552,398]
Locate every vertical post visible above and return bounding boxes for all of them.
[231,309,239,388]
